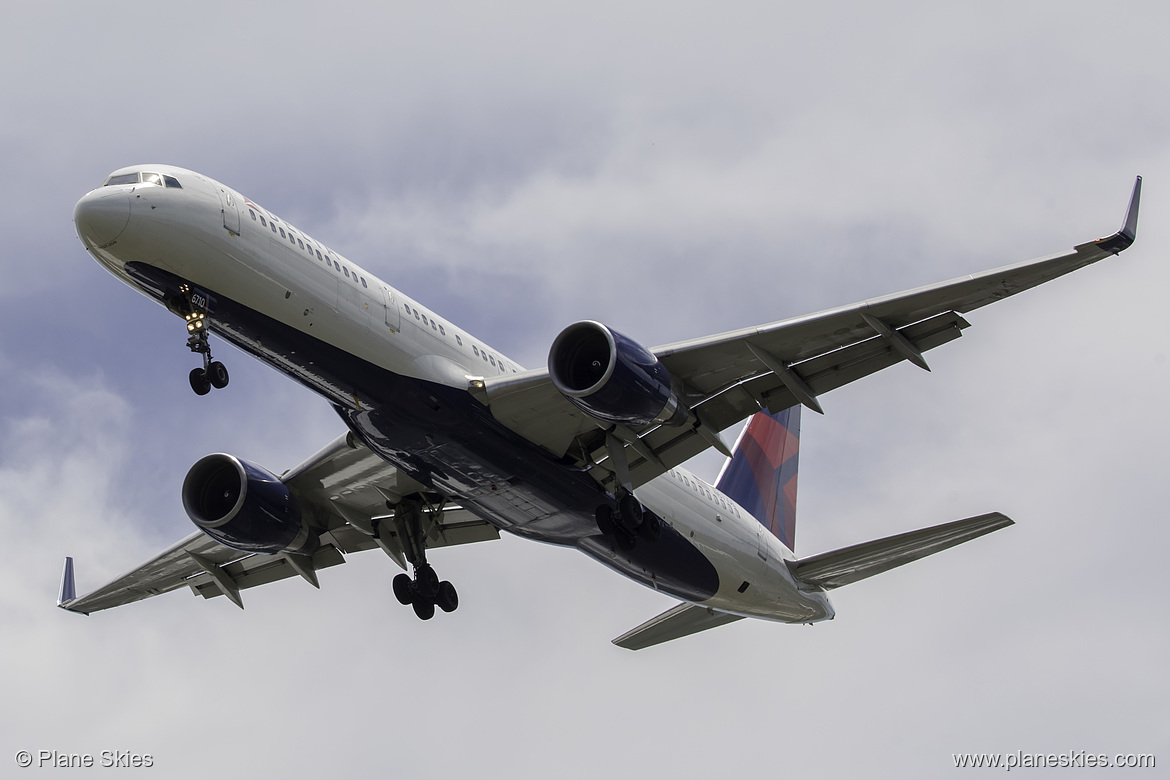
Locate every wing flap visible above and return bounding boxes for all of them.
[612,602,745,650]
[188,545,347,600]
[788,512,1014,590]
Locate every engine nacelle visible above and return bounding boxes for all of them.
[548,321,689,427]
[182,454,317,555]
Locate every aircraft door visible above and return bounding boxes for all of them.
[383,284,401,331]
[217,186,241,235]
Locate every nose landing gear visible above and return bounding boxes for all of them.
[178,288,229,396]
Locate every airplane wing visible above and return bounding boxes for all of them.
[485,178,1141,490]
[58,433,499,614]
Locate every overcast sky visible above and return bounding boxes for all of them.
[2,2,1167,777]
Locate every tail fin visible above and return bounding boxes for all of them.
[715,405,801,551]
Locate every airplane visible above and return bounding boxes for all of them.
[57,165,1141,649]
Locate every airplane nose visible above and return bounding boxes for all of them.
[74,187,130,248]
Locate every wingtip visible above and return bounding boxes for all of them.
[56,557,88,614]
[1095,175,1141,254]
[57,556,76,606]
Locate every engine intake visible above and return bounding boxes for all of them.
[549,321,689,427]
[182,454,316,555]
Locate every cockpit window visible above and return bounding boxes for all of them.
[103,171,182,188]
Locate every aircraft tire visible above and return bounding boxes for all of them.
[413,599,436,620]
[595,504,616,536]
[393,573,414,605]
[189,368,211,396]
[436,581,458,613]
[208,361,229,389]
[639,513,662,541]
[415,564,440,600]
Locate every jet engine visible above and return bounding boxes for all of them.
[549,321,689,428]
[182,454,317,555]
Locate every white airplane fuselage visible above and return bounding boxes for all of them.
[74,164,834,625]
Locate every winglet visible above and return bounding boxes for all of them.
[57,556,87,615]
[1095,176,1141,254]
[57,556,76,606]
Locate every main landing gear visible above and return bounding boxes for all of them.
[387,498,459,620]
[595,490,661,550]
[178,289,229,396]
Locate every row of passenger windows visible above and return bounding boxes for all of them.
[247,207,370,290]
[668,469,741,518]
[400,303,516,373]
[245,204,518,375]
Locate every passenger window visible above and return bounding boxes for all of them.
[482,352,488,362]
[361,277,368,288]
[438,324,445,335]
[249,210,257,221]
[489,355,496,367]
[414,311,420,320]
[315,249,322,261]
[260,216,267,227]
[431,321,438,331]
[421,314,428,325]
[343,267,350,278]
[456,335,462,346]
[473,346,479,357]
[279,228,286,238]
[271,223,277,234]
[298,239,304,249]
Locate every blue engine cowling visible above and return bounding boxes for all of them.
[182,454,317,555]
[549,321,690,428]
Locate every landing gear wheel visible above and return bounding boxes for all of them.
[436,581,459,613]
[208,361,230,389]
[617,492,643,532]
[595,504,616,536]
[412,599,436,620]
[189,368,211,396]
[393,573,415,605]
[638,513,662,541]
[614,528,637,551]
[415,564,440,600]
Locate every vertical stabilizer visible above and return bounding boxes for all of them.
[715,406,801,551]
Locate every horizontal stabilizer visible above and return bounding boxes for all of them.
[788,512,1013,590]
[613,602,744,651]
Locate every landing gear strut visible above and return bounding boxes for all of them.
[177,286,228,396]
[387,498,459,620]
[596,490,661,550]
